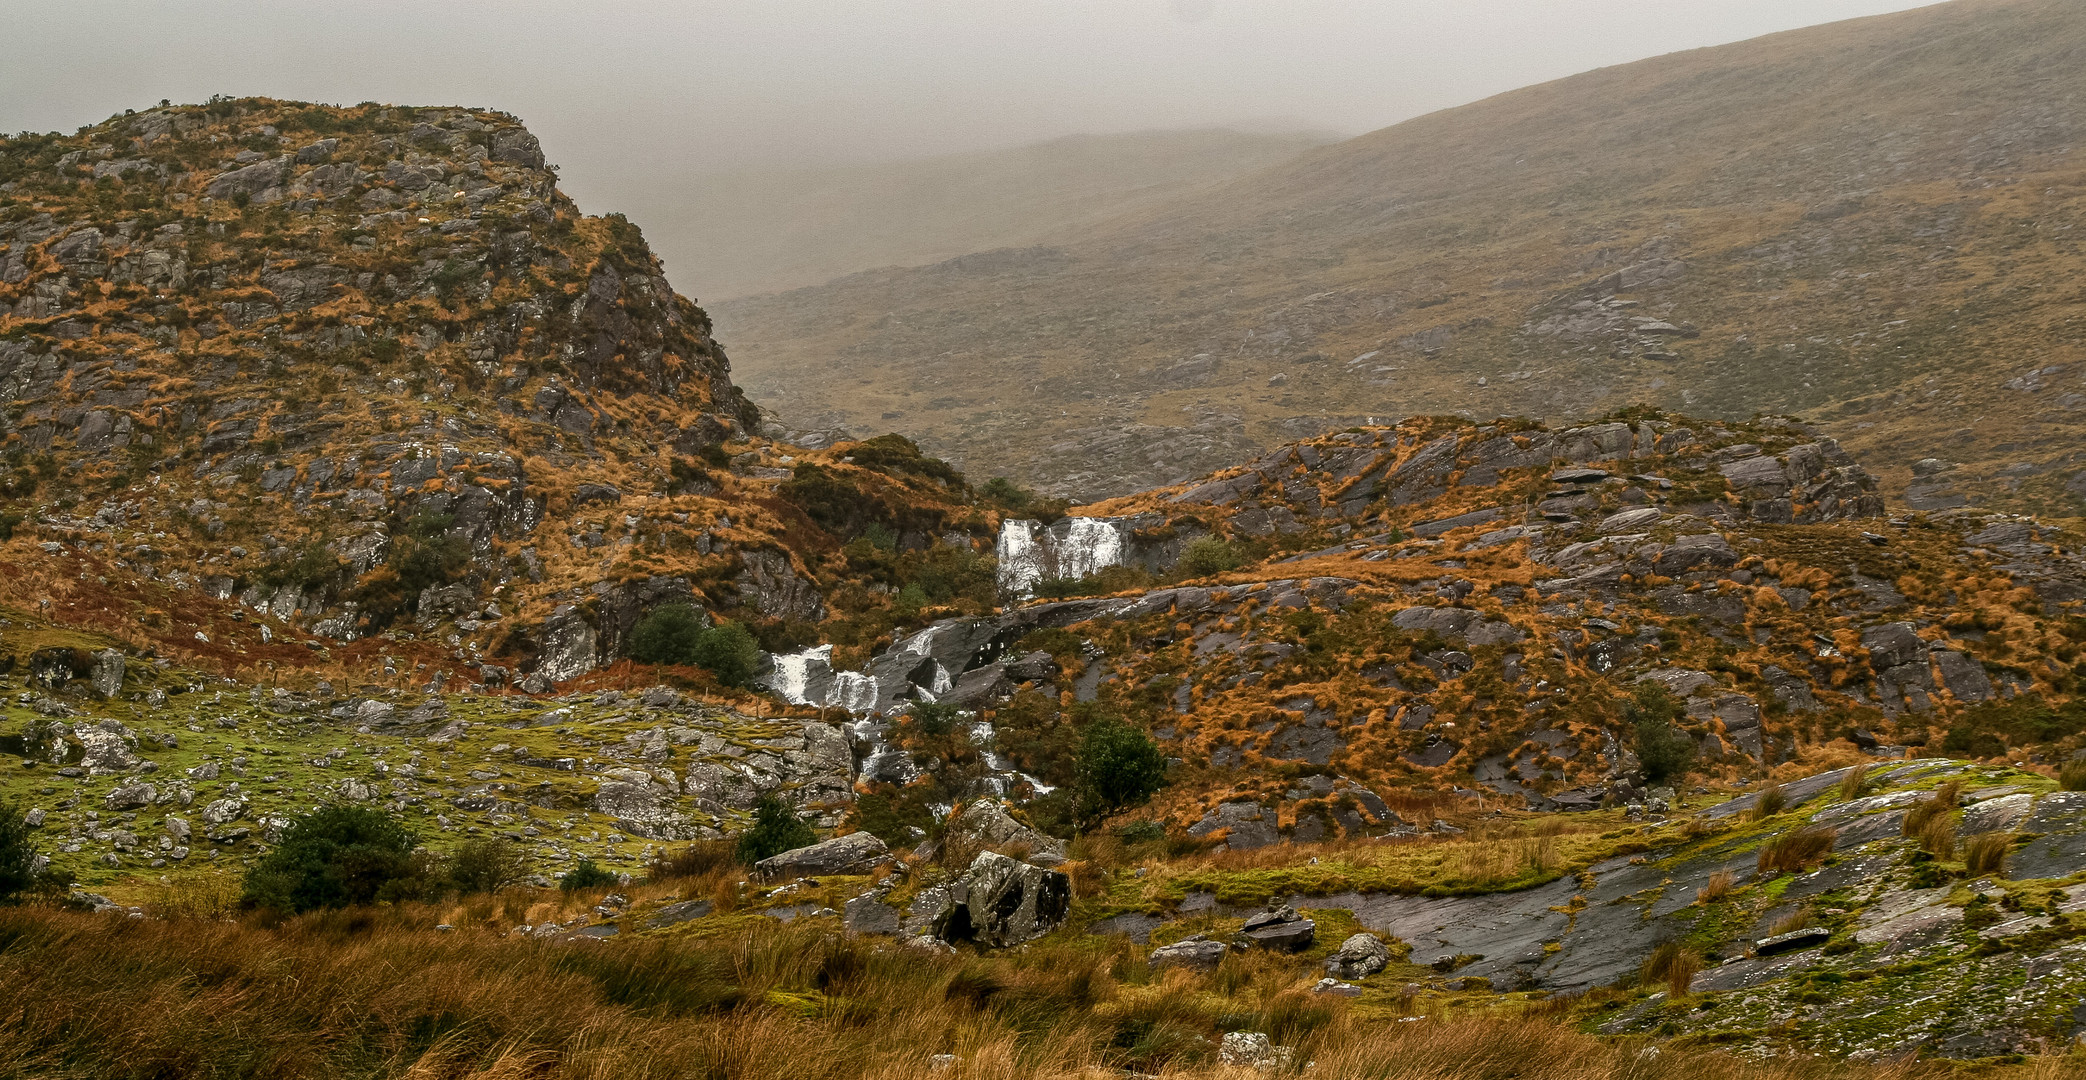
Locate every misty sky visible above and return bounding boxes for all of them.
[8,1,1939,227]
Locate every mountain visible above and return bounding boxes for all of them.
[715,0,2086,508]
[623,129,1335,302]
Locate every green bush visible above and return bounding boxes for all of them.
[1627,683,1696,784]
[1074,715,1167,829]
[627,605,763,688]
[0,511,24,541]
[558,858,617,893]
[1178,535,1243,577]
[733,794,817,866]
[448,837,528,895]
[241,805,431,912]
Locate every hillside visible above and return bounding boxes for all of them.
[717,0,2086,509]
[11,96,2086,1073]
[624,129,1334,301]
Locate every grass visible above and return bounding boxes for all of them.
[1902,781,1961,858]
[2060,760,2086,792]
[1641,940,1703,999]
[0,899,2071,1080]
[1963,832,2012,878]
[1756,826,1837,876]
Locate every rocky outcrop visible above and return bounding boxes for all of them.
[934,799,1067,866]
[1325,933,1393,979]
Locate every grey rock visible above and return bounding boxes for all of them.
[89,649,125,699]
[1148,936,1230,972]
[103,782,157,810]
[941,799,1067,866]
[754,831,892,882]
[844,891,904,935]
[1325,932,1393,979]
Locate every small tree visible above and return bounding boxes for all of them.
[1073,716,1167,829]
[1628,683,1696,785]
[448,837,528,895]
[241,805,428,912]
[734,794,817,866]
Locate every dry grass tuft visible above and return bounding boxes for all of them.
[1748,783,1788,822]
[2059,760,2086,792]
[1838,764,1871,802]
[1767,906,1814,937]
[1964,831,2012,878]
[1903,781,1962,858]
[1695,869,1737,906]
[1640,941,1703,998]
[1756,826,1838,875]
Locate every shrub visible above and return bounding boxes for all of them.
[1756,826,1838,875]
[1177,535,1242,577]
[1073,715,1167,829]
[733,795,817,867]
[627,605,763,688]
[0,801,68,904]
[448,837,528,895]
[0,510,24,541]
[690,621,762,688]
[1627,684,1695,784]
[628,603,708,665]
[558,858,617,893]
[241,805,430,912]
[1963,831,2012,877]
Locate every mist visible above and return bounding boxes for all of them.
[5,0,1941,289]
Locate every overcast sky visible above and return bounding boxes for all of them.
[7,1,1939,214]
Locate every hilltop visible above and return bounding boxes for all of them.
[717,0,2086,510]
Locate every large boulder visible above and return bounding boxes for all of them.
[754,831,892,882]
[1237,906,1315,952]
[922,851,1071,948]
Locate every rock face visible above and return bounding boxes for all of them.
[752,832,891,882]
[917,852,1071,948]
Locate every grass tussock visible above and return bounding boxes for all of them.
[1748,783,1788,822]
[0,897,2064,1080]
[2059,760,2086,792]
[1695,870,1737,906]
[1838,764,1870,802]
[1903,781,1962,858]
[1964,831,2013,878]
[1641,940,1703,998]
[1756,826,1838,875]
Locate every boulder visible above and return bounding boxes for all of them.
[844,891,904,935]
[925,851,1071,948]
[89,649,125,699]
[753,832,891,882]
[103,782,156,810]
[1237,906,1315,952]
[1148,936,1230,972]
[1325,933,1393,979]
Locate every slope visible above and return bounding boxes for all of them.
[625,129,1334,302]
[716,0,2086,509]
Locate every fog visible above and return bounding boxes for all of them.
[5,0,1940,273]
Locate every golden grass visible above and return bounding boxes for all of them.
[1963,832,2012,878]
[0,901,2065,1080]
[1640,940,1703,999]
[1838,764,1871,802]
[1695,869,1737,906]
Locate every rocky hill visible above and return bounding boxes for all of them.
[717,0,2086,509]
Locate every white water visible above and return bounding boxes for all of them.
[996,516,1133,600]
